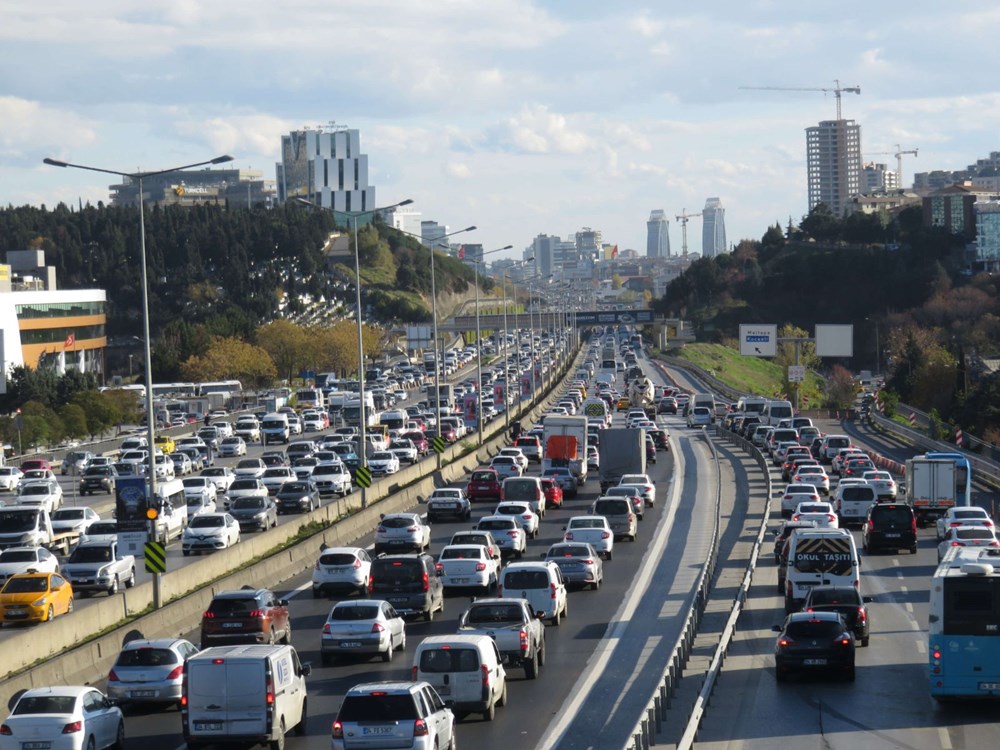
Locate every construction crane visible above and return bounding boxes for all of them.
[739,79,861,120]
[675,208,701,258]
[866,144,919,187]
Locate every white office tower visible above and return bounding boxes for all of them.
[806,119,862,217]
[276,126,375,212]
[647,210,670,257]
[701,198,727,258]
[862,162,898,193]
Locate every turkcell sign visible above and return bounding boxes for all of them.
[573,310,655,325]
[739,324,777,357]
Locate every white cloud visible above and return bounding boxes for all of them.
[0,97,97,161]
[446,162,473,179]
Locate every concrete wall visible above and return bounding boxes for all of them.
[0,340,584,701]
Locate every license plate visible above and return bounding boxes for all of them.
[980,682,1000,691]
[452,577,468,584]
[131,690,156,698]
[803,658,827,666]
[22,743,51,749]
[340,641,362,648]
[222,622,242,628]
[390,540,407,545]
[8,609,25,616]
[194,722,223,731]
[362,727,394,736]
[436,685,451,696]
[884,533,901,538]
[389,597,406,604]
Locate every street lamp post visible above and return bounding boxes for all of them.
[294,197,414,507]
[523,272,552,398]
[44,153,234,609]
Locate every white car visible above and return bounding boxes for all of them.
[779,483,822,519]
[936,506,996,541]
[181,512,240,555]
[234,457,266,479]
[219,436,248,457]
[937,525,1000,562]
[498,447,529,473]
[586,445,600,472]
[50,506,100,535]
[169,452,193,476]
[224,478,268,506]
[489,455,523,479]
[791,504,839,528]
[81,521,120,545]
[493,501,539,538]
[619,473,656,508]
[687,406,712,427]
[388,440,418,465]
[261,466,296,495]
[368,451,401,476]
[0,467,23,491]
[182,476,219,506]
[791,465,830,496]
[213,421,234,438]
[0,546,60,585]
[320,599,406,665]
[0,686,124,750]
[476,515,527,558]
[861,470,897,500]
[563,515,615,559]
[185,493,217,518]
[310,462,353,497]
[435,544,499,593]
[312,546,372,598]
[153,452,175,480]
[301,412,325,431]
[201,466,236,494]
[374,512,431,554]
[16,480,63,512]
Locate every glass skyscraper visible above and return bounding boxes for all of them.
[647,210,670,257]
[702,198,727,257]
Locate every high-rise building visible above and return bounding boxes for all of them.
[806,119,862,217]
[646,210,670,257]
[531,234,560,276]
[389,207,422,238]
[862,162,898,193]
[701,198,727,258]
[275,126,375,213]
[421,221,448,248]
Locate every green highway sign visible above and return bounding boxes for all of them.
[144,541,166,574]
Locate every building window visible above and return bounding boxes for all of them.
[20,324,105,345]
[15,301,105,318]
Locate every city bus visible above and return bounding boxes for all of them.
[294,387,325,410]
[198,380,243,397]
[151,382,198,398]
[929,546,1000,700]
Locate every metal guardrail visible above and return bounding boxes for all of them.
[675,429,773,748]
[624,418,723,750]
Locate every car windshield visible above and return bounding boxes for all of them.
[330,605,380,621]
[319,552,359,566]
[0,510,40,533]
[441,547,481,560]
[570,518,606,529]
[873,507,912,524]
[190,516,224,528]
[20,485,50,496]
[263,469,291,478]
[86,523,117,535]
[2,576,49,593]
[279,482,310,494]
[503,570,549,588]
[232,497,266,510]
[0,550,37,563]
[420,648,480,673]
[957,528,995,540]
[13,695,77,714]
[549,545,591,557]
[53,509,86,520]
[230,480,259,491]
[808,588,859,605]
[466,604,524,625]
[784,619,844,638]
[381,516,415,529]
[183,479,208,488]
[203,468,226,476]
[236,460,260,469]
[116,647,178,667]
[337,694,417,722]
[478,519,514,531]
[593,500,629,515]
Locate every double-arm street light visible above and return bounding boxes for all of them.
[294,197,413,507]
[523,272,553,396]
[499,258,533,428]
[44,153,234,608]
[466,245,512,446]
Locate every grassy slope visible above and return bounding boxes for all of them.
[673,343,825,404]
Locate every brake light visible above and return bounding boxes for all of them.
[265,672,274,705]
[867,519,874,531]
[839,638,850,645]
[950,522,961,527]
[482,663,490,686]
[912,516,918,535]
[522,514,532,520]
[422,571,429,592]
[564,532,574,540]
[777,638,794,648]
[550,582,558,599]
[414,719,429,737]
[203,611,215,618]
[411,666,418,681]
[249,609,265,618]
[951,541,965,547]
[828,514,836,522]
[435,563,444,573]
[371,622,385,633]
[519,629,529,652]
[475,562,486,571]
[353,558,362,569]
[61,722,82,734]
[601,531,611,539]
[857,607,867,623]
[167,664,184,680]
[508,530,520,537]
[332,720,344,739]
[108,669,120,681]
[377,526,386,533]
[0,726,11,736]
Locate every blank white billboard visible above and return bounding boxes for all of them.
[815,324,853,357]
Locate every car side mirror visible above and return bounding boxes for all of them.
[863,595,874,603]
[771,625,783,632]
[278,599,289,607]
[300,663,312,677]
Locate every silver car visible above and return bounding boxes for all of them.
[106,637,201,707]
[374,512,430,555]
[545,542,604,590]
[320,599,406,665]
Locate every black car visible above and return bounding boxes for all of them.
[773,611,855,682]
[275,480,321,514]
[369,553,445,621]
[862,502,917,554]
[228,495,278,531]
[802,585,872,647]
[79,465,118,495]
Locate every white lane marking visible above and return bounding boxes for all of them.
[916,639,926,654]
[535,430,692,750]
[906,603,914,614]
[602,636,662,727]
[939,727,953,749]
[897,570,904,579]
[892,559,900,567]
[901,585,908,592]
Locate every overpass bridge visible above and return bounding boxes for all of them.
[437,308,661,331]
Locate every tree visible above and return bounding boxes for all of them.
[58,403,88,440]
[825,365,857,408]
[257,320,311,383]
[180,337,277,389]
[611,274,624,290]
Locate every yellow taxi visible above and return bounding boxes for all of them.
[154,435,176,454]
[616,396,631,412]
[0,571,74,624]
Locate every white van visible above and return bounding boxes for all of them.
[498,561,568,625]
[692,393,716,422]
[783,528,859,613]
[762,400,794,426]
[260,413,290,445]
[182,644,310,748]
[411,634,507,720]
[150,477,188,544]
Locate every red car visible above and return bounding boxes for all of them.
[401,430,429,455]
[540,477,563,509]
[467,468,502,502]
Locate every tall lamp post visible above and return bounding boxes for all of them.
[44,153,234,609]
[524,272,552,397]
[467,245,512,445]
[294,197,414,507]
[499,257,533,428]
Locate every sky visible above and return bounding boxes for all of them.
[3,1,1000,262]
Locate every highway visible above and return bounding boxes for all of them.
[650,380,1000,749]
[23,348,734,750]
